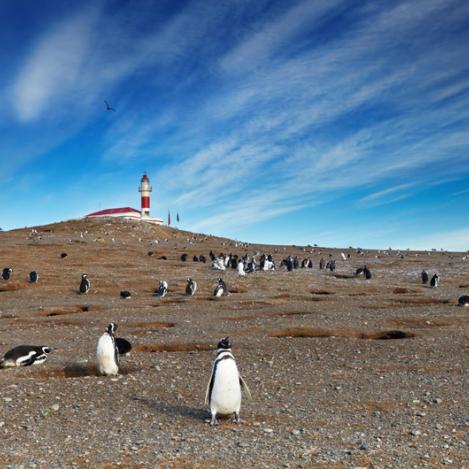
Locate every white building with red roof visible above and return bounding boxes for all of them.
[85,174,163,224]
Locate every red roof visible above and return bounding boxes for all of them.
[86,207,140,217]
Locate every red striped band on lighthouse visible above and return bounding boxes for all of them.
[141,196,150,209]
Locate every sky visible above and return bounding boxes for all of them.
[1,0,469,251]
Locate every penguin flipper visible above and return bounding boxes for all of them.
[205,373,214,406]
[239,376,252,400]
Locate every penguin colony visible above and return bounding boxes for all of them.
[0,241,463,426]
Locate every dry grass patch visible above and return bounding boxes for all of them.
[389,316,469,328]
[394,298,450,305]
[36,305,89,317]
[0,282,23,292]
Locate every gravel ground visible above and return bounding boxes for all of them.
[0,218,468,468]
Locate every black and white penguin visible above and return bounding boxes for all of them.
[237,260,246,277]
[79,273,90,294]
[430,273,439,288]
[120,290,132,299]
[96,323,119,376]
[199,255,207,263]
[205,337,251,426]
[115,337,132,355]
[213,278,229,297]
[60,252,68,259]
[28,271,39,283]
[2,268,12,280]
[186,277,197,296]
[421,270,429,284]
[155,280,168,297]
[193,255,199,262]
[181,253,188,262]
[0,345,51,368]
[363,266,372,280]
[458,295,469,307]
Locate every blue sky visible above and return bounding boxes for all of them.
[1,0,469,250]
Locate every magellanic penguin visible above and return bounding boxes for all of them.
[120,290,132,299]
[96,323,119,376]
[115,337,132,355]
[237,260,246,277]
[79,273,90,294]
[430,273,439,288]
[421,270,429,284]
[458,295,469,306]
[28,271,39,283]
[363,266,372,280]
[186,277,197,296]
[2,268,12,280]
[213,278,229,297]
[0,345,51,368]
[205,337,251,426]
[155,280,168,297]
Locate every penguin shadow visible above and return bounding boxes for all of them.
[131,396,208,422]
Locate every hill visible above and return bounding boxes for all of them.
[0,218,468,467]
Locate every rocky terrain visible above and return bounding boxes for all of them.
[0,218,467,468]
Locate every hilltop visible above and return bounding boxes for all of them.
[0,218,468,468]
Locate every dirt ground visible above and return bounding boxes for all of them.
[0,218,467,468]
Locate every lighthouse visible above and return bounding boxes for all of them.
[139,173,152,218]
[85,173,163,224]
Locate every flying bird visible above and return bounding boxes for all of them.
[104,100,116,112]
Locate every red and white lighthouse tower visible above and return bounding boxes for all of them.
[139,173,152,218]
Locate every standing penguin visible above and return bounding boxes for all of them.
[155,280,168,297]
[363,266,372,280]
[237,260,246,277]
[79,273,90,294]
[28,271,39,283]
[213,278,229,297]
[186,277,197,296]
[0,345,51,368]
[205,337,251,426]
[421,270,429,284]
[430,273,439,288]
[2,268,12,280]
[120,290,132,299]
[96,323,119,376]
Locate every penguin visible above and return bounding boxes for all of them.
[186,277,197,296]
[158,255,167,260]
[79,273,90,294]
[319,258,325,270]
[363,266,372,280]
[120,290,131,299]
[181,253,188,262]
[205,337,251,426]
[155,280,168,297]
[193,255,199,262]
[355,267,364,276]
[60,252,68,259]
[199,255,207,263]
[237,260,246,277]
[96,323,119,376]
[430,274,439,288]
[458,295,469,306]
[0,345,51,368]
[115,337,132,355]
[213,278,229,297]
[421,270,429,284]
[2,268,12,280]
[28,271,39,283]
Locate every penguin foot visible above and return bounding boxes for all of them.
[233,412,241,424]
[210,416,219,426]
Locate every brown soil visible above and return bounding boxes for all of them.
[0,217,467,468]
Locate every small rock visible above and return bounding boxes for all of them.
[263,428,274,434]
[433,398,443,404]
[51,404,60,412]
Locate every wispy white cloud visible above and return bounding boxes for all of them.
[12,6,100,122]
[359,183,417,205]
